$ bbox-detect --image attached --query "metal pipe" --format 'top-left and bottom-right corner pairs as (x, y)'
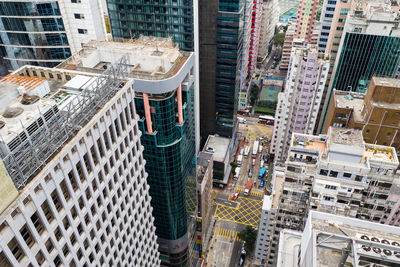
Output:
(143, 93), (153, 133)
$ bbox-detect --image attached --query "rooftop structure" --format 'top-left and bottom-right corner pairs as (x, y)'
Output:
(300, 211), (400, 267)
(203, 135), (232, 186)
(57, 37), (187, 80)
(0, 56), (127, 189)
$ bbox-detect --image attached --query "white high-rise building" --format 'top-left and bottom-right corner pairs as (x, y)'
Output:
(254, 195), (275, 263)
(0, 0), (107, 70)
(258, 0), (279, 60)
(270, 45), (329, 162)
(0, 58), (160, 266)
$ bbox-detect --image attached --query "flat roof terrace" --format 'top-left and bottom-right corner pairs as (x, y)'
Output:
(57, 37), (189, 81)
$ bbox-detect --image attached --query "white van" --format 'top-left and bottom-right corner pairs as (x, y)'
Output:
(238, 117), (247, 124)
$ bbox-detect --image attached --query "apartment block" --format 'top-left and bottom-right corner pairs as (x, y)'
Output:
(0, 60), (159, 266)
(257, 0), (279, 61)
(277, 211), (400, 267)
(268, 127), (400, 265)
(279, 26), (295, 70)
(317, 0), (338, 52)
(319, 0), (400, 132)
(271, 45), (329, 162)
(294, 0), (319, 42)
(57, 37), (198, 266)
(248, 0), (263, 75)
(323, 77), (400, 160)
(254, 195), (275, 264)
(0, 0), (107, 70)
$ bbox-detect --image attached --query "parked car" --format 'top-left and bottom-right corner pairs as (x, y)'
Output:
(260, 179), (265, 188)
(252, 158), (256, 166)
(232, 191), (240, 200)
(248, 168), (253, 178)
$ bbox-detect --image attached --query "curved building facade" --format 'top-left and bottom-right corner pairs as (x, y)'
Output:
(56, 38), (198, 266)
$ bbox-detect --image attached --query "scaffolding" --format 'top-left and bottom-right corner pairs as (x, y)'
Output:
(0, 55), (129, 189)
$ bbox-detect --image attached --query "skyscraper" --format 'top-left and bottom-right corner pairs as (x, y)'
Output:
(0, 0), (107, 70)
(106, 0), (194, 51)
(57, 37), (197, 266)
(317, 0), (337, 52)
(0, 57), (159, 266)
(271, 45), (329, 162)
(319, 0), (400, 133)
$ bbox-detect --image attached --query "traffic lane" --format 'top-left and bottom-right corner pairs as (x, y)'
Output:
(229, 241), (243, 267)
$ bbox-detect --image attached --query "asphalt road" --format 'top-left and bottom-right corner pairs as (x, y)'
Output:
(229, 241), (243, 267)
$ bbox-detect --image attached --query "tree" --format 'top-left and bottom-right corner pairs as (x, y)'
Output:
(238, 226), (258, 253)
(273, 32), (285, 47)
(249, 84), (259, 106)
(230, 161), (239, 174)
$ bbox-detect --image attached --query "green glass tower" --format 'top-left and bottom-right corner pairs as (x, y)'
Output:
(214, 0), (245, 137)
(106, 0), (194, 51)
(332, 33), (400, 93)
(133, 51), (197, 266)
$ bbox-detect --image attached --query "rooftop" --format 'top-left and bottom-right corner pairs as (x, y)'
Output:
(334, 90), (365, 122)
(276, 229), (302, 267)
(291, 128), (398, 166)
(262, 195), (272, 211)
(57, 37), (188, 81)
(372, 76), (400, 88)
(328, 127), (365, 148)
(302, 211), (400, 267)
(203, 135), (231, 162)
(0, 56), (128, 189)
(197, 152), (213, 183)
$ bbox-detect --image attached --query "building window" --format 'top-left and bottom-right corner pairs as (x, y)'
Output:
(325, 185), (337, 190)
(329, 171), (338, 177)
(319, 169), (329, 176)
(78, 29), (88, 34)
(343, 172), (352, 178)
(74, 13), (85, 19)
(8, 238), (25, 262)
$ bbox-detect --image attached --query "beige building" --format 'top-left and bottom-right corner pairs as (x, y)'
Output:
(323, 77), (400, 159)
(196, 152), (214, 255)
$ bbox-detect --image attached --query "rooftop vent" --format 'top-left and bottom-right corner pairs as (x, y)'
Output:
(21, 94), (40, 105)
(3, 107), (23, 118)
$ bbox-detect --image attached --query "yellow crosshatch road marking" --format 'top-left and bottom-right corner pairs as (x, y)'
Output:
(214, 197), (263, 227)
(246, 125), (272, 142)
(216, 227), (242, 241)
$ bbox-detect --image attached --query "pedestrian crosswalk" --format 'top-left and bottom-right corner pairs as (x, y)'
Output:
(216, 227), (242, 241)
(235, 188), (264, 198)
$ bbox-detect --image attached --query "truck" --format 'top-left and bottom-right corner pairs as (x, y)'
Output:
(252, 141), (259, 158)
(234, 167), (240, 181)
(244, 146), (250, 158)
(244, 181), (253, 196)
(237, 155), (243, 166)
(258, 167), (267, 179)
